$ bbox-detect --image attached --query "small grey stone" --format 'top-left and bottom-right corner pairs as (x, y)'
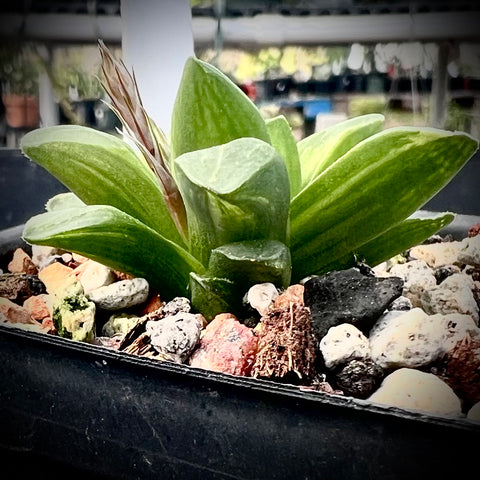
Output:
(388, 295), (412, 311)
(88, 277), (149, 310)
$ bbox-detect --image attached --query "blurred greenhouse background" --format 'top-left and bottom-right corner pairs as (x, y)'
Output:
(0, 0), (479, 146)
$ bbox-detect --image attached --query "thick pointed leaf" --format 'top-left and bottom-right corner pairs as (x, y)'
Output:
(319, 212), (455, 274)
(171, 56), (270, 159)
(21, 125), (185, 246)
(191, 240), (291, 321)
(208, 239), (291, 289)
(174, 138), (290, 266)
(46, 192), (86, 211)
(297, 113), (384, 189)
(266, 115), (302, 197)
(189, 273), (239, 321)
(290, 127), (478, 281)
(22, 205), (204, 298)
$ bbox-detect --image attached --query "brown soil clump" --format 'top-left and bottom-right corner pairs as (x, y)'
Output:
(251, 302), (316, 383)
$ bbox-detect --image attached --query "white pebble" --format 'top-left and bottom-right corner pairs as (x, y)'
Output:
(320, 323), (370, 369)
(245, 283), (278, 316)
(368, 368), (462, 417)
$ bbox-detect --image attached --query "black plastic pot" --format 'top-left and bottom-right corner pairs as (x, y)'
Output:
(1, 221), (479, 479)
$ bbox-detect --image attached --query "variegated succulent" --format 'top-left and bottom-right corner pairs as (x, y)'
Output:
(20, 42), (478, 319)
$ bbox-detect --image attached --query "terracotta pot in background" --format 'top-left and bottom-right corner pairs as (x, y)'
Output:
(2, 94), (40, 129)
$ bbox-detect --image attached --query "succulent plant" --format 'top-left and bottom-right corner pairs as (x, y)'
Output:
(21, 42), (478, 319)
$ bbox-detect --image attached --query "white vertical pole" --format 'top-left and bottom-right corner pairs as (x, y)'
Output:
(120, 0), (194, 135)
(429, 42), (449, 129)
(37, 45), (59, 127)
(38, 71), (59, 127)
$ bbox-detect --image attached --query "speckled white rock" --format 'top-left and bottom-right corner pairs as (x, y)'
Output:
(320, 323), (370, 369)
(368, 368), (462, 416)
(87, 278), (149, 310)
(245, 283), (278, 316)
(369, 308), (445, 369)
(78, 260), (115, 293)
(409, 241), (464, 269)
(146, 312), (204, 363)
(439, 312), (480, 352)
(467, 401), (480, 422)
(389, 260), (436, 307)
(458, 235), (480, 267)
(421, 273), (479, 323)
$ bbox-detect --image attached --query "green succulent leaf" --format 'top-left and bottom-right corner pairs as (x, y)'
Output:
(189, 273), (240, 321)
(174, 137), (290, 266)
(266, 115), (302, 197)
(322, 211), (455, 272)
(208, 239), (291, 289)
(20, 125), (185, 246)
(290, 127), (478, 281)
(22, 205), (204, 298)
(46, 192), (86, 212)
(171, 56), (270, 159)
(297, 113), (384, 189)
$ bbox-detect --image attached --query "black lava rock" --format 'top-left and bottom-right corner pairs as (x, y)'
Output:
(333, 358), (384, 399)
(303, 267), (403, 340)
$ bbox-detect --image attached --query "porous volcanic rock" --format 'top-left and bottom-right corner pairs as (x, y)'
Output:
(303, 268), (403, 341)
(333, 359), (384, 399)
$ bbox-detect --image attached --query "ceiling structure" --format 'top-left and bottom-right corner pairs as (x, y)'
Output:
(0, 1), (479, 46)
(0, 1), (479, 17)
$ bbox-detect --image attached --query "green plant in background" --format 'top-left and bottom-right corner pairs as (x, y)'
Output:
(0, 42), (41, 95)
(21, 43), (478, 321)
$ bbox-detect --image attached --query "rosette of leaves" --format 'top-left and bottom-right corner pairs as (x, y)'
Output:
(21, 43), (478, 320)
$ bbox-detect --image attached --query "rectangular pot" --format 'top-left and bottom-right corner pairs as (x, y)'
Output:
(1, 223), (479, 480)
